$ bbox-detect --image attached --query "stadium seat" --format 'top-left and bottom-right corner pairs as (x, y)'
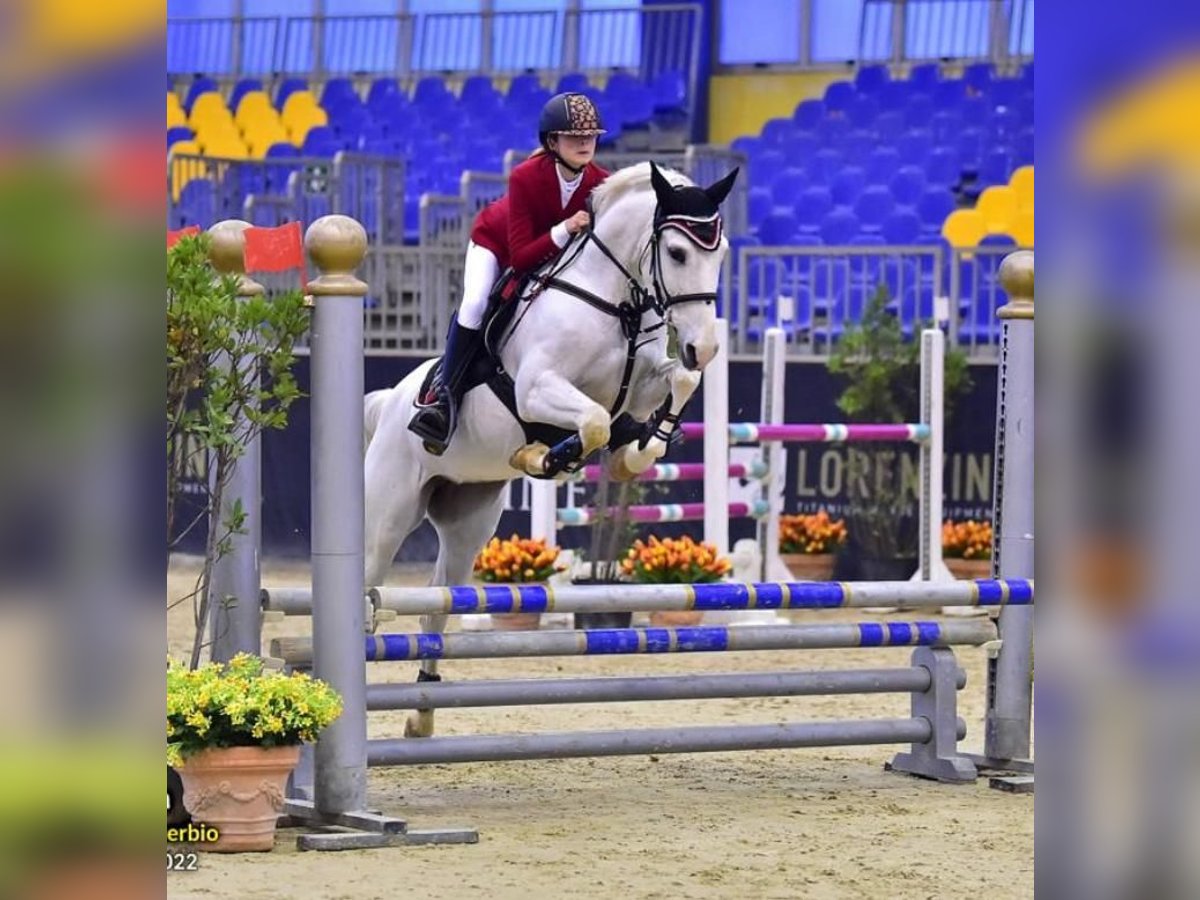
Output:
(748, 187), (773, 227)
(917, 187), (958, 233)
(964, 62), (995, 92)
(929, 109), (958, 142)
(167, 126), (194, 150)
(840, 130), (876, 166)
(786, 131), (820, 160)
(791, 98), (824, 130)
(904, 93), (934, 128)
(795, 186), (834, 233)
(866, 146), (902, 184)
(942, 208), (986, 247)
(189, 92), (233, 128)
(822, 81), (855, 113)
(898, 129), (934, 165)
(183, 76), (219, 113)
(874, 110), (906, 141)
(933, 80), (966, 107)
(1009, 166), (1034, 210)
(321, 78), (359, 108)
(817, 115), (850, 144)
(988, 78), (1023, 109)
(980, 147), (1012, 188)
(168, 93), (186, 128)
(761, 117), (797, 145)
(556, 72), (590, 94)
(229, 78), (263, 113)
(650, 70), (687, 113)
(908, 63), (940, 92)
(770, 168), (809, 209)
(275, 77), (308, 110)
(1013, 129), (1035, 167)
(731, 135), (761, 159)
(854, 65), (889, 94)
(831, 166), (867, 206)
(1021, 63), (1034, 87)
(960, 96), (989, 128)
(925, 146), (960, 186)
(820, 208), (859, 245)
(414, 76), (453, 106)
(1010, 209), (1034, 247)
(507, 72), (543, 99)
(882, 208), (921, 244)
(847, 95), (880, 128)
(368, 78), (400, 106)
(854, 185), (896, 232)
(234, 90), (274, 124)
(757, 211), (798, 245)
(976, 186), (1018, 233)
(957, 129), (985, 171)
(461, 75), (499, 106)
(168, 140), (201, 201)
(890, 165), (926, 206)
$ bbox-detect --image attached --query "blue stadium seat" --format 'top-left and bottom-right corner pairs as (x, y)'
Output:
(651, 70), (687, 113)
(957, 129), (985, 171)
(817, 115), (851, 143)
(980, 147), (1011, 187)
(925, 146), (961, 186)
(787, 131), (820, 159)
(1013, 129), (1035, 167)
(890, 165), (926, 206)
(990, 106), (1021, 142)
(810, 148), (843, 182)
(854, 185), (896, 232)
(874, 110), (906, 142)
(748, 187), (773, 227)
(731, 135), (761, 159)
(752, 149), (786, 182)
(184, 76), (219, 113)
(179, 179), (215, 226)
(229, 78), (263, 113)
(905, 93), (935, 128)
(847, 95), (880, 128)
(866, 146), (902, 184)
(917, 187), (957, 233)
(507, 73), (543, 99)
(839, 130), (876, 166)
(980, 233), (1017, 249)
(850, 233), (886, 247)
(964, 62), (995, 92)
(611, 85), (655, 128)
(933, 80), (966, 108)
(795, 186), (834, 233)
(792, 99), (824, 129)
(414, 76), (452, 106)
(831, 165), (867, 206)
(929, 109), (958, 143)
(877, 80), (909, 109)
(988, 78), (1023, 109)
(770, 168), (809, 209)
(556, 72), (590, 93)
(1021, 63), (1034, 87)
(896, 284), (937, 336)
(757, 211), (798, 245)
(909, 63), (940, 92)
(820, 208), (859, 245)
(302, 126), (341, 156)
(882, 208), (921, 244)
(822, 81), (855, 113)
(321, 78), (359, 108)
(605, 72), (641, 97)
(367, 78), (400, 108)
(854, 65), (890, 94)
(898, 129), (934, 165)
(167, 127), (194, 149)
(761, 117), (797, 145)
(275, 78), (308, 110)
(960, 96), (989, 128)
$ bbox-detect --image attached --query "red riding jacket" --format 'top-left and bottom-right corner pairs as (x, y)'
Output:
(470, 151), (609, 274)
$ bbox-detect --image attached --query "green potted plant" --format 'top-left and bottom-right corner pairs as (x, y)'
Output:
(778, 509), (849, 581)
(827, 285), (971, 579)
(621, 534), (732, 626)
(167, 653), (342, 851)
(472, 534), (567, 630)
(167, 231), (308, 667)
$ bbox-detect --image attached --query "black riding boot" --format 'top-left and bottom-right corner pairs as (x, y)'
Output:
(408, 320), (482, 454)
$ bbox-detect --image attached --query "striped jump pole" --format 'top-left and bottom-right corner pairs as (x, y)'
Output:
(681, 422), (931, 443)
(569, 460), (768, 483)
(270, 618), (997, 666)
(556, 499), (769, 527)
(264, 578), (1034, 617)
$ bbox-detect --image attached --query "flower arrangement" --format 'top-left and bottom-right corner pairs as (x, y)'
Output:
(942, 519), (993, 560)
(779, 510), (849, 555)
(620, 535), (732, 584)
(167, 653), (343, 767)
(473, 535), (565, 583)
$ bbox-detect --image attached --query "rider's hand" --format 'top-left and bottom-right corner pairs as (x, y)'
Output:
(564, 211), (591, 235)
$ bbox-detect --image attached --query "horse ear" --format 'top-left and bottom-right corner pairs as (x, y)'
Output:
(704, 167), (739, 207)
(649, 160), (673, 203)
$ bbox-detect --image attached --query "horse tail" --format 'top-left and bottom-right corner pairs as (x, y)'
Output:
(363, 389), (390, 452)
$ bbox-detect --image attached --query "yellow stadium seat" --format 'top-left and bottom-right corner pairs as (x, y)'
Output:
(168, 141), (203, 201)
(199, 135), (249, 159)
(1009, 165), (1034, 211)
(281, 90), (320, 121)
(941, 209), (986, 248)
(246, 128), (290, 158)
(286, 112), (329, 145)
(235, 92), (278, 128)
(167, 102), (186, 129)
(189, 92), (228, 120)
(976, 186), (1018, 233)
(1010, 210), (1034, 247)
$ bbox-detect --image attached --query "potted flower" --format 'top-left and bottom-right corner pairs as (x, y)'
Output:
(621, 535), (732, 626)
(473, 534), (566, 631)
(779, 510), (848, 581)
(942, 519), (994, 580)
(167, 653), (342, 852)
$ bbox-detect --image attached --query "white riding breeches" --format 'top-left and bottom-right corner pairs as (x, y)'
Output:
(456, 240), (500, 329)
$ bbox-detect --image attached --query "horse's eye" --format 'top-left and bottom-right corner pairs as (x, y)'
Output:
(668, 246), (686, 264)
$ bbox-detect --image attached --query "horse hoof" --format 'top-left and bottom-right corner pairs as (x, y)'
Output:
(580, 420), (611, 455)
(509, 443), (549, 476)
(606, 452), (638, 482)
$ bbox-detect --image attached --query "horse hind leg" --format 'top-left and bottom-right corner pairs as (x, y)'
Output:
(404, 478), (508, 739)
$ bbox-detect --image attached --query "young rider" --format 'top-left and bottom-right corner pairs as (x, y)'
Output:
(409, 92), (610, 454)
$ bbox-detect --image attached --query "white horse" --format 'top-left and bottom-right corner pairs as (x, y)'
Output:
(363, 161), (738, 737)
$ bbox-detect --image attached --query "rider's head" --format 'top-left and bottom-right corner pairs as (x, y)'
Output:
(538, 93), (605, 175)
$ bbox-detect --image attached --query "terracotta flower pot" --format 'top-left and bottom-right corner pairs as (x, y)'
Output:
(781, 553), (836, 581)
(178, 745), (300, 852)
(491, 612), (543, 631)
(945, 557), (993, 580)
(648, 610), (705, 627)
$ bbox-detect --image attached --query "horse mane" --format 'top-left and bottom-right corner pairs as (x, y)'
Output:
(590, 162), (692, 219)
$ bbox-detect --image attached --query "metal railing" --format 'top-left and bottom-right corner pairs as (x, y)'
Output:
(859, 0), (1034, 67)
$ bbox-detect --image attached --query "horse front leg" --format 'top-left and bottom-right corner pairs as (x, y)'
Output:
(509, 369), (612, 477)
(609, 362), (700, 480)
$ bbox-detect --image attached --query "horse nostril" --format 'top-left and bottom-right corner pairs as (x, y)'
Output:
(682, 343), (699, 369)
